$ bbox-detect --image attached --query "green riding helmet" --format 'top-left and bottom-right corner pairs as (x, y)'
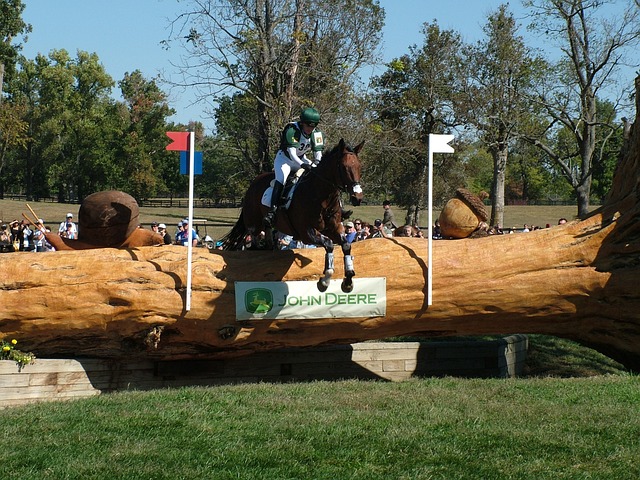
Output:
(300, 107), (321, 125)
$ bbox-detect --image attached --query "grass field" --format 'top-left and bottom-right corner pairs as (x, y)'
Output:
(1, 198), (593, 241)
(0, 372), (637, 479)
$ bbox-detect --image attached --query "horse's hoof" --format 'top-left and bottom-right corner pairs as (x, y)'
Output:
(341, 280), (354, 293)
(317, 279), (329, 292)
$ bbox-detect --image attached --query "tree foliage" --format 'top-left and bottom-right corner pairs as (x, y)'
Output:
(165, 0), (383, 174)
(458, 4), (546, 227)
(370, 22), (466, 225)
(523, 0), (640, 216)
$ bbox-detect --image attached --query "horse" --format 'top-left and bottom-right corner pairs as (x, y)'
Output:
(220, 139), (364, 292)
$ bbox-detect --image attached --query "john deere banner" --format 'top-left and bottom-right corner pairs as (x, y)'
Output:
(235, 278), (386, 320)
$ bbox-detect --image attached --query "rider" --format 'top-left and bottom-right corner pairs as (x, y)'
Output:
(263, 107), (325, 227)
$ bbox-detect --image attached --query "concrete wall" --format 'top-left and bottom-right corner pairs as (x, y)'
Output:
(0, 335), (528, 408)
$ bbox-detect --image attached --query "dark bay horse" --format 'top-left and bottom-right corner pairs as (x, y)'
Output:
(221, 139), (364, 292)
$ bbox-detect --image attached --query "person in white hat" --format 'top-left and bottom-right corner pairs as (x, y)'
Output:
(157, 223), (172, 245)
(58, 213), (77, 237)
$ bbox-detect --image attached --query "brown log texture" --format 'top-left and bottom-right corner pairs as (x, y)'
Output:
(2, 78), (640, 369)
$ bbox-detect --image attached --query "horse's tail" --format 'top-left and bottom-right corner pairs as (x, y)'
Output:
(219, 211), (247, 250)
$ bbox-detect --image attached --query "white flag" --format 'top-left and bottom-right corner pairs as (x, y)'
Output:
(429, 134), (455, 153)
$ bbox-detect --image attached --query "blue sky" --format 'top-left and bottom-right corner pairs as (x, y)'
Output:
(18, 1), (631, 131)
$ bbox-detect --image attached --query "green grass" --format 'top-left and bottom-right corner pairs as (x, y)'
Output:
(0, 374), (638, 479)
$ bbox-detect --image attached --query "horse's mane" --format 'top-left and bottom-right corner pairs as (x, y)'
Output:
(314, 140), (354, 174)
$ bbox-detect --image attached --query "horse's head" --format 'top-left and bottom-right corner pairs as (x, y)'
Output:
(334, 139), (364, 206)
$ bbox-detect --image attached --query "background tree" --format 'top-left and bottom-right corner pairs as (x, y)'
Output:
(524, 0), (640, 216)
(166, 0), (383, 175)
(118, 70), (176, 201)
(18, 50), (117, 201)
(0, 0), (30, 198)
(370, 22), (465, 225)
(0, 0), (30, 102)
(458, 4), (546, 228)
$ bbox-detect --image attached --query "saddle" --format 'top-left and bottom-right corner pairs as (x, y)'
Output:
(261, 169), (306, 210)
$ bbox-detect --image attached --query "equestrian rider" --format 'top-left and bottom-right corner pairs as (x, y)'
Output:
(264, 107), (325, 227)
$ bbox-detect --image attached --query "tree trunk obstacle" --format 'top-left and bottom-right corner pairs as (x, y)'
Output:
(3, 77), (640, 370)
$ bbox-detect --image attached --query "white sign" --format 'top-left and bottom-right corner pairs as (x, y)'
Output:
(235, 278), (387, 320)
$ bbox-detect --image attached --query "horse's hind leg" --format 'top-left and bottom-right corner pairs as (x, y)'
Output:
(341, 242), (355, 293)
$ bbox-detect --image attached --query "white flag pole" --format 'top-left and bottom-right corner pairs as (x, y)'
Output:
(186, 131), (195, 311)
(427, 134), (455, 306)
(428, 136), (434, 306)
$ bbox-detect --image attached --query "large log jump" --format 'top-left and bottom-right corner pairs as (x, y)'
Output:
(2, 77), (640, 370)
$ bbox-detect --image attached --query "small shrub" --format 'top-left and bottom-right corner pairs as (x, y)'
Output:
(0, 338), (36, 370)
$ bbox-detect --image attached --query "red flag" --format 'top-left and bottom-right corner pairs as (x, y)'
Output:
(166, 131), (189, 151)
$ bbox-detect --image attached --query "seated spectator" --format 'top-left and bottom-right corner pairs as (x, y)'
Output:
(277, 232), (297, 250)
(558, 217), (568, 225)
(158, 224), (172, 245)
(370, 219), (390, 238)
(399, 225), (414, 237)
(432, 220), (443, 239)
(355, 222), (371, 241)
(178, 218), (199, 247)
(343, 221), (357, 243)
(175, 221), (184, 244)
(61, 221), (76, 239)
(353, 218), (363, 235)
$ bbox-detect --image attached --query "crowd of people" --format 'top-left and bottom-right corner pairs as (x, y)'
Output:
(0, 202), (570, 253)
(0, 213), (209, 253)
(0, 214), (74, 252)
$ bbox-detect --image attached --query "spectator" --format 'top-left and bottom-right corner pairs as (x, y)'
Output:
(382, 200), (397, 230)
(343, 221), (357, 243)
(158, 224), (172, 245)
(33, 219), (47, 252)
(21, 220), (34, 251)
(400, 225), (414, 237)
(353, 218), (363, 236)
(0, 223), (13, 252)
(59, 213), (77, 237)
(370, 219), (390, 238)
(433, 220), (443, 239)
(277, 232), (297, 250)
(44, 227), (55, 251)
(178, 218), (199, 247)
(355, 222), (371, 241)
(558, 218), (568, 225)
(175, 221), (184, 244)
(9, 220), (21, 249)
(61, 221), (77, 239)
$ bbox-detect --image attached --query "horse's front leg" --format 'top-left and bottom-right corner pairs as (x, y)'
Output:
(341, 241), (355, 293)
(308, 228), (335, 292)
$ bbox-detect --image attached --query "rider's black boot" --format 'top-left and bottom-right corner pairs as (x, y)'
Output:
(264, 181), (284, 228)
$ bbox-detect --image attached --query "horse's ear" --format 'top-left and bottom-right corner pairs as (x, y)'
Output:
(338, 138), (346, 150)
(354, 140), (365, 155)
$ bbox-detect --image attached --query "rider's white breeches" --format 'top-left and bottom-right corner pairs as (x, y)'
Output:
(274, 150), (302, 185)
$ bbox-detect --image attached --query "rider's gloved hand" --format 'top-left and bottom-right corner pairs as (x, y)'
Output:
(301, 163), (312, 171)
